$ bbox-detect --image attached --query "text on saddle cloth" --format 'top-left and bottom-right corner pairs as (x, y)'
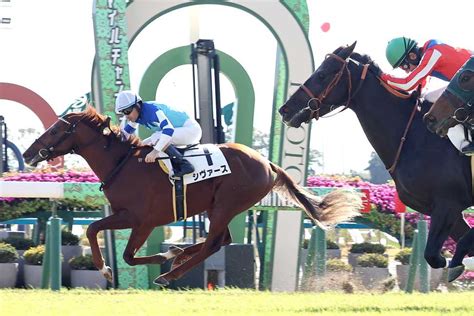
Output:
(158, 144), (232, 185)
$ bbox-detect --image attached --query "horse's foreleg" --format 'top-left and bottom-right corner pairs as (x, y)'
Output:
(424, 208), (455, 269)
(449, 214), (474, 257)
(86, 211), (132, 281)
(155, 227), (231, 286)
(122, 227), (183, 265)
(448, 228), (474, 282)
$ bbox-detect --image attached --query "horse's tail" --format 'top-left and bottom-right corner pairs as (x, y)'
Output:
(270, 162), (362, 229)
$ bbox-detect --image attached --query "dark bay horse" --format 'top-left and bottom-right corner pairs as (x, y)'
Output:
(278, 42), (474, 282)
(423, 56), (474, 276)
(23, 107), (362, 286)
(424, 56), (474, 137)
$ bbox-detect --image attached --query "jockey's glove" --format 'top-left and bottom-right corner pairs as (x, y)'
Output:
(121, 130), (131, 142)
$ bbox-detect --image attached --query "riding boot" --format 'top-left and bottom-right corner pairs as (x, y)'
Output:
(164, 145), (195, 177)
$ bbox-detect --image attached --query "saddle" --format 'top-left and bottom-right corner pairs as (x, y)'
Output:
(158, 144), (232, 222)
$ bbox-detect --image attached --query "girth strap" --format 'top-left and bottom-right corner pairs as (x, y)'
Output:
(173, 178), (187, 221)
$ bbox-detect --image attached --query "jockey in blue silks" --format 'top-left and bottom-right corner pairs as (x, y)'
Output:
(115, 90), (202, 177)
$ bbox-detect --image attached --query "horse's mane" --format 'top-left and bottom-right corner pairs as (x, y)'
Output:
(73, 105), (142, 147)
(350, 51), (415, 99)
(333, 45), (383, 75)
(350, 52), (383, 74)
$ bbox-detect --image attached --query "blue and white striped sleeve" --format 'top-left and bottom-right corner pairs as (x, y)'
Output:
(120, 118), (138, 140)
(153, 109), (175, 151)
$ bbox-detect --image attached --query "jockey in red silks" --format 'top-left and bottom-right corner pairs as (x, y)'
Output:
(382, 37), (474, 154)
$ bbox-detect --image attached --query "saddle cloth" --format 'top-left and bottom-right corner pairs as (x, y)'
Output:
(158, 144), (232, 185)
(447, 124), (471, 153)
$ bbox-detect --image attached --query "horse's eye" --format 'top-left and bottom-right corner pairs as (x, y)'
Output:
(461, 75), (470, 83)
(317, 72), (325, 80)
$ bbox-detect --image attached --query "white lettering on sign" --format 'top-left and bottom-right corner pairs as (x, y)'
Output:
(281, 124), (309, 185)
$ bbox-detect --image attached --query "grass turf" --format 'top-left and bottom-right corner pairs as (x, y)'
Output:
(1, 289), (474, 315)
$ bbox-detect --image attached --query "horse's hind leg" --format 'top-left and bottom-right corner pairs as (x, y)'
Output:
(448, 228), (474, 282)
(122, 226), (183, 266)
(170, 243), (204, 270)
(170, 228), (232, 270)
(155, 221), (232, 286)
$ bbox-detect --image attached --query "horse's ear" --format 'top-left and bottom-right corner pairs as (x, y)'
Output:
(338, 41), (357, 60)
(333, 46), (343, 55)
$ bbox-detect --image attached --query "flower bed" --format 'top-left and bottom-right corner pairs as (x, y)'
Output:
(307, 175), (474, 259)
(0, 169), (101, 221)
(307, 175), (418, 242)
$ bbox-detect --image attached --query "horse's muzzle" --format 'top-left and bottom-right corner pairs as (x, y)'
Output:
(23, 152), (42, 167)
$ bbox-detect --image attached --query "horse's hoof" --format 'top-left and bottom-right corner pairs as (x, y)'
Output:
(448, 265), (465, 282)
(103, 266), (113, 282)
(169, 245), (184, 255)
(153, 276), (170, 287)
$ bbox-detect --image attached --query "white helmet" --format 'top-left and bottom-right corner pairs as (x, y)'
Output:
(115, 90), (142, 114)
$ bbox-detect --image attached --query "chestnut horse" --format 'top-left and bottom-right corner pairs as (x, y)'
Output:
(278, 42), (474, 282)
(23, 107), (361, 286)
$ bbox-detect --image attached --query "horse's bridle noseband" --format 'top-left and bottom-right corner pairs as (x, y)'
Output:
(36, 117), (83, 160)
(299, 53), (368, 121)
(432, 90), (474, 131)
(35, 116), (113, 161)
(445, 89), (474, 124)
(296, 53), (417, 174)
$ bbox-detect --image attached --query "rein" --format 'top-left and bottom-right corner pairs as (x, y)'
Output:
(36, 117), (84, 159)
(387, 100), (420, 174)
(300, 54), (369, 121)
(99, 146), (136, 191)
(36, 116), (115, 159)
(36, 115), (136, 190)
(379, 79), (412, 99)
(298, 52), (421, 175)
(98, 150), (212, 191)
